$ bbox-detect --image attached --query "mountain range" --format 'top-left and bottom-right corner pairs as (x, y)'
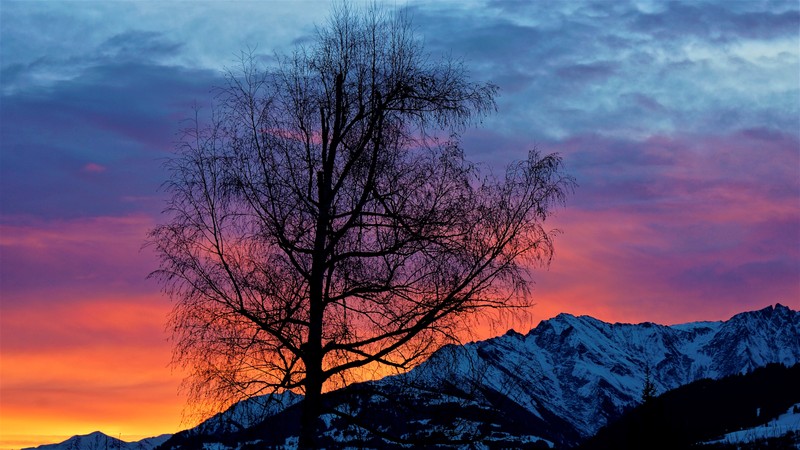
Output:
(25, 303), (799, 449)
(21, 432), (171, 450)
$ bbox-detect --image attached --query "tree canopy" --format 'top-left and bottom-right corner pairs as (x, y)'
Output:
(148, 4), (574, 447)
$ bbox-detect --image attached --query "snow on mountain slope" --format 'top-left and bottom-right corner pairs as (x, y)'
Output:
(188, 391), (302, 436)
(165, 303), (797, 448)
(36, 304), (799, 449)
(402, 303), (799, 439)
(706, 403), (800, 445)
(22, 431), (172, 450)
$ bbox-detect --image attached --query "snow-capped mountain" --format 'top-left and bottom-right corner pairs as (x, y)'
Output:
(408, 304), (800, 437)
(402, 303), (799, 442)
(157, 303), (799, 449)
(35, 304), (800, 449)
(23, 431), (171, 450)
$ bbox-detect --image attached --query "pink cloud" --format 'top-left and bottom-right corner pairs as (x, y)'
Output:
(0, 215), (159, 301)
(527, 129), (800, 325)
(81, 162), (107, 174)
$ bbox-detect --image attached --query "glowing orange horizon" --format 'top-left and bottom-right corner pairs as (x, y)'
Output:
(5, 283), (793, 450)
(4, 217), (786, 437)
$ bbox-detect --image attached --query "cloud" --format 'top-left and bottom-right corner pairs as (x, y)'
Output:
(0, 1), (330, 92)
(556, 61), (617, 83)
(1, 30), (187, 97)
(1, 296), (184, 439)
(405, 0), (799, 142)
(98, 30), (184, 62)
(0, 57), (221, 219)
(630, 1), (800, 43)
(526, 128), (800, 323)
(457, 125), (800, 324)
(0, 216), (186, 440)
(4, 2), (796, 217)
(0, 215), (158, 298)
(81, 163), (107, 174)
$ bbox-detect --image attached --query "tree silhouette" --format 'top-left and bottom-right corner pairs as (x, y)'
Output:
(642, 365), (657, 404)
(148, 4), (574, 447)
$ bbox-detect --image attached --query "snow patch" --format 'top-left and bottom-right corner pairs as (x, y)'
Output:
(705, 403), (800, 445)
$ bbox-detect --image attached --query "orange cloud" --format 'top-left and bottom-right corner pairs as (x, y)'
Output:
(0, 216), (191, 449)
(0, 292), (188, 450)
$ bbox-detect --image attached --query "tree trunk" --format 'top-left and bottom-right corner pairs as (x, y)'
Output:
(298, 352), (323, 449)
(299, 156), (333, 448)
(298, 280), (324, 448)
(299, 261), (325, 449)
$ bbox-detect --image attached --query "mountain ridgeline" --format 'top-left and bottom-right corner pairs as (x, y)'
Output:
(25, 304), (799, 449)
(152, 303), (799, 449)
(411, 302), (799, 441)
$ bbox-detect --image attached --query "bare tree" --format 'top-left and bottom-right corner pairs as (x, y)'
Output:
(149, 4), (574, 448)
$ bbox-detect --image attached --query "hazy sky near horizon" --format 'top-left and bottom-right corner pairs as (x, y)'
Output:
(1, 0), (799, 447)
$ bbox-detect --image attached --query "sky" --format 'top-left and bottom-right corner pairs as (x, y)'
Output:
(1, 0), (798, 448)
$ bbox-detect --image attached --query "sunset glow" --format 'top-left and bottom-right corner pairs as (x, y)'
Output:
(1, 1), (798, 449)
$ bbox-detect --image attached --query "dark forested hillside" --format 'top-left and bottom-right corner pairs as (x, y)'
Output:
(577, 363), (800, 450)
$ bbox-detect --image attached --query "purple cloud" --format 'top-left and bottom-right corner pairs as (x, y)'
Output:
(631, 1), (800, 42)
(1, 57), (221, 219)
